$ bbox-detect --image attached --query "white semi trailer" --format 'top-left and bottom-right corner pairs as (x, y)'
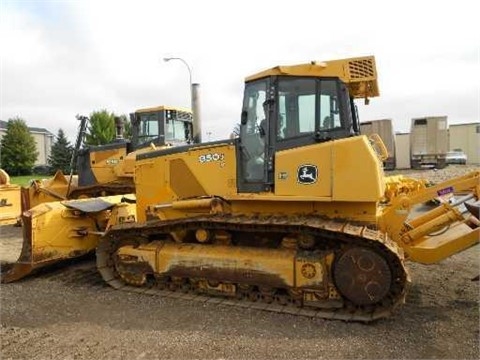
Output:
(410, 116), (448, 169)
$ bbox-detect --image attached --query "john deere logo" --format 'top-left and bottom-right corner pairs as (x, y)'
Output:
(297, 165), (318, 184)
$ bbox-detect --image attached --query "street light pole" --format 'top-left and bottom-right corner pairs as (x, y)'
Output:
(163, 57), (201, 143)
(163, 57), (192, 97)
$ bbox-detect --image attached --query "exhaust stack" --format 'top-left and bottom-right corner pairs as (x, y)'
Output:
(192, 83), (202, 143)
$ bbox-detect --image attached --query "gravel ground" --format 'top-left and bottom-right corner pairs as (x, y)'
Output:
(388, 164), (478, 183)
(1, 165), (479, 360)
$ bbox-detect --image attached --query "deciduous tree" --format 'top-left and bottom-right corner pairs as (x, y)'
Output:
(85, 110), (116, 146)
(85, 110), (131, 146)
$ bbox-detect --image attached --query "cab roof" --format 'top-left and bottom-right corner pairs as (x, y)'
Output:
(245, 55), (380, 99)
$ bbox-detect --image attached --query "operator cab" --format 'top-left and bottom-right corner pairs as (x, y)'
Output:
(131, 106), (194, 150)
(237, 76), (360, 193)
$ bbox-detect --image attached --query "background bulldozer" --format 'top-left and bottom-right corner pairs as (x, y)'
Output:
(3, 105), (195, 224)
(2, 56), (479, 323)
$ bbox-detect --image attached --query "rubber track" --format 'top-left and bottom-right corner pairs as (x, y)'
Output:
(97, 214), (409, 322)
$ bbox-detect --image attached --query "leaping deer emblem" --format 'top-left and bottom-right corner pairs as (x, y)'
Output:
(300, 167), (315, 181)
(297, 165), (318, 184)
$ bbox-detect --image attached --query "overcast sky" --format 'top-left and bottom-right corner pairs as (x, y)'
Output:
(1, 0), (478, 142)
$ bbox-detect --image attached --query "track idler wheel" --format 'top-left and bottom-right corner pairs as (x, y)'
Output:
(114, 256), (151, 287)
(333, 247), (392, 306)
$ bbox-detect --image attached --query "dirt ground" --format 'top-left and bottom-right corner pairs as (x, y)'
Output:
(1, 165), (479, 360)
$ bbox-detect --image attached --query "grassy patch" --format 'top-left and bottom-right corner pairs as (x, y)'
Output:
(9, 174), (46, 186)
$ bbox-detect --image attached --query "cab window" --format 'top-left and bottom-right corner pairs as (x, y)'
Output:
(240, 80), (268, 182)
(277, 78), (316, 140)
(138, 113), (159, 144)
(319, 80), (340, 130)
(165, 120), (187, 142)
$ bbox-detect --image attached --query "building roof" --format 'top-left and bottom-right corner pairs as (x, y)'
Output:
(449, 121), (479, 127)
(0, 119), (54, 136)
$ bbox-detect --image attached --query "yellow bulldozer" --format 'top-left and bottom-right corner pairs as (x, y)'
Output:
(2, 55), (479, 322)
(3, 106), (194, 224)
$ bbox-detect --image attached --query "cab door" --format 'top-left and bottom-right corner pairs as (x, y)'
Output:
(237, 79), (272, 193)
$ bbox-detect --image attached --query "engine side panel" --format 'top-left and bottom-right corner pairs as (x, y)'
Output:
(274, 142), (332, 197)
(135, 142), (237, 222)
(78, 144), (129, 187)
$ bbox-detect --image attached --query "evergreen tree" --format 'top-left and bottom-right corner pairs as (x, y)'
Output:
(48, 129), (74, 174)
(0, 117), (38, 175)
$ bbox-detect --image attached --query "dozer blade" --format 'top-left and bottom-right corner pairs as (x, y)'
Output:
(404, 223), (479, 264)
(1, 195), (129, 283)
(21, 170), (73, 212)
(402, 196), (480, 264)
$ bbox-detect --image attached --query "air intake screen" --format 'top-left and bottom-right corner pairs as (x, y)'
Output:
(348, 58), (375, 80)
(176, 111), (193, 122)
